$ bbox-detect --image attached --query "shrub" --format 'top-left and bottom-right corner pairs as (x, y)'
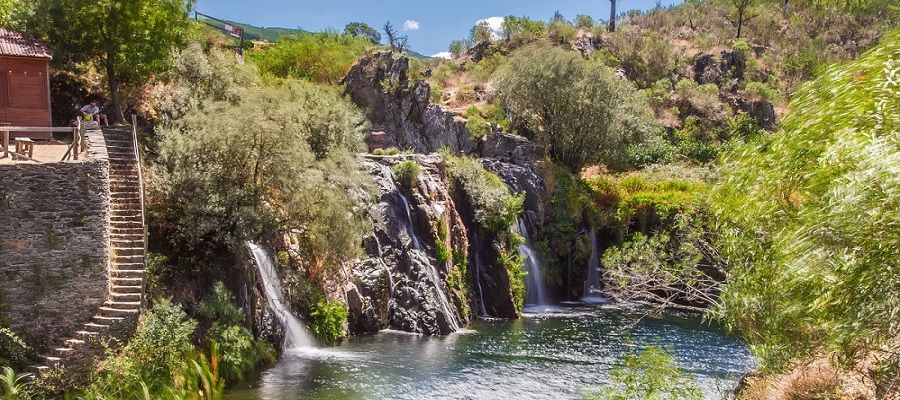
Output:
(674, 79), (723, 119)
(86, 299), (197, 396)
(392, 160), (421, 188)
(0, 328), (31, 371)
(248, 32), (372, 84)
(501, 16), (545, 42)
(575, 14), (594, 29)
(198, 282), (244, 326)
(151, 81), (369, 272)
(465, 106), (492, 138)
(547, 20), (577, 45)
(0, 367), (31, 399)
(711, 31), (900, 369)
(443, 154), (524, 235)
(308, 299), (348, 344)
(585, 346), (703, 400)
(743, 81), (777, 102)
(495, 42), (663, 169)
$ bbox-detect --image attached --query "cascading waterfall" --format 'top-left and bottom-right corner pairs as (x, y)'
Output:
(581, 228), (607, 303)
(472, 233), (488, 317)
(397, 193), (422, 250)
(517, 219), (549, 306)
(248, 242), (316, 349)
(395, 181), (460, 331)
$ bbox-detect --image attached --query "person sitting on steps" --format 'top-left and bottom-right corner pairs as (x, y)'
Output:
(80, 100), (108, 125)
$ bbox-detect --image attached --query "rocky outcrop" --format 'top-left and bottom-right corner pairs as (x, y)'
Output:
(573, 32), (602, 56)
(343, 52), (477, 154)
(693, 49), (746, 87)
(725, 94), (777, 131)
(346, 155), (473, 335)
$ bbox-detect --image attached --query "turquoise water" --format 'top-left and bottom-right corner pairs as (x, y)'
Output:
(226, 304), (754, 400)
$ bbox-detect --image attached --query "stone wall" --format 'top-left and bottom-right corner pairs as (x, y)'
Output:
(0, 144), (109, 351)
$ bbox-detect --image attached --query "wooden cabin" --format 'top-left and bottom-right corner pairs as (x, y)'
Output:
(0, 29), (52, 139)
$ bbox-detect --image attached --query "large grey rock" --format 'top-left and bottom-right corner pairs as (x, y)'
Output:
(573, 32), (602, 56)
(693, 49), (746, 87)
(343, 52), (477, 155)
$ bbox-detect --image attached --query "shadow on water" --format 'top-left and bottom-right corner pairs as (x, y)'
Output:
(226, 304), (754, 400)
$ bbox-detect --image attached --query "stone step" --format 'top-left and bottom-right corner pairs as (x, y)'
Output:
(75, 330), (100, 340)
(84, 322), (110, 330)
(110, 222), (144, 230)
(51, 347), (76, 357)
(111, 269), (145, 278)
(110, 203), (143, 211)
(111, 247), (144, 256)
(110, 240), (144, 248)
(37, 354), (63, 366)
(112, 255), (144, 264)
(105, 300), (142, 308)
(99, 306), (139, 317)
(93, 315), (125, 323)
(110, 292), (141, 301)
(64, 338), (86, 347)
(110, 276), (143, 285)
(112, 285), (142, 294)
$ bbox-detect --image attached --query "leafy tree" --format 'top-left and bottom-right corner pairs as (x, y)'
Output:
(712, 30), (899, 369)
(33, 0), (195, 123)
(575, 14), (595, 29)
(344, 21), (381, 44)
(151, 81), (369, 270)
(728, 0), (758, 38)
(585, 346), (703, 400)
(501, 16), (545, 41)
(495, 42), (663, 169)
(449, 40), (469, 58)
(470, 20), (493, 43)
(248, 32), (371, 84)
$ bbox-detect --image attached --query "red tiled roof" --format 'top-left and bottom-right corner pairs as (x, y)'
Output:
(0, 29), (52, 59)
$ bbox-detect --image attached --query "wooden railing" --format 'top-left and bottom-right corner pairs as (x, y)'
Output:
(1, 124), (83, 162)
(131, 115), (149, 309)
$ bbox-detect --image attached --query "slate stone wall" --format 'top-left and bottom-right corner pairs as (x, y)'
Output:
(0, 151), (109, 351)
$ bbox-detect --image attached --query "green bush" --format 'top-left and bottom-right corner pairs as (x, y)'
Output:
(0, 367), (31, 399)
(501, 16), (545, 43)
(465, 106), (492, 138)
(308, 299), (348, 344)
(248, 32), (372, 84)
(392, 160), (421, 189)
(711, 31), (900, 369)
(547, 20), (577, 45)
(499, 246), (526, 312)
(198, 282), (244, 326)
(575, 15), (594, 29)
(151, 80), (370, 271)
(0, 328), (32, 370)
(495, 42), (663, 169)
(674, 79), (722, 119)
(443, 153), (524, 235)
(373, 147), (400, 156)
(743, 81), (777, 102)
(86, 299), (197, 396)
(585, 346), (702, 400)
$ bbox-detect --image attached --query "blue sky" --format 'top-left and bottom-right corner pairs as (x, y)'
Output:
(197, 0), (682, 56)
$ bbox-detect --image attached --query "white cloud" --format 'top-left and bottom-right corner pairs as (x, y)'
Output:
(476, 16), (504, 39)
(431, 51), (452, 59)
(403, 20), (420, 31)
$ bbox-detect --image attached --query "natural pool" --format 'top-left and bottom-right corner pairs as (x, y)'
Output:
(225, 304), (754, 400)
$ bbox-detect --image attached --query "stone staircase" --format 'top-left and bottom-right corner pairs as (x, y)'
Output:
(29, 125), (146, 374)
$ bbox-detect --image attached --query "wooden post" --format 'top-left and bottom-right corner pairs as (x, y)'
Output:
(1, 130), (8, 159)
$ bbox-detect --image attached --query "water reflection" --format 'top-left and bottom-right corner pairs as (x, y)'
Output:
(226, 304), (754, 400)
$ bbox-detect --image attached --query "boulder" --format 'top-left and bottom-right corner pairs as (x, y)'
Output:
(573, 32), (602, 56)
(343, 52), (477, 155)
(693, 49), (746, 86)
(725, 93), (777, 131)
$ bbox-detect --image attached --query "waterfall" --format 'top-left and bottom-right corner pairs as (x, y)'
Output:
(581, 228), (607, 303)
(472, 234), (488, 317)
(248, 242), (316, 349)
(397, 185), (459, 331)
(398, 192), (421, 250)
(517, 219), (549, 306)
(373, 234), (394, 299)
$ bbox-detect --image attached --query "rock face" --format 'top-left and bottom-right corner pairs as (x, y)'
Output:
(693, 49), (746, 86)
(343, 52), (477, 154)
(346, 155), (473, 335)
(573, 32), (602, 56)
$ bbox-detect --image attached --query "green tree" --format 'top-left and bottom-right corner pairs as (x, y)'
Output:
(449, 40), (469, 58)
(470, 20), (493, 43)
(34, 0), (195, 123)
(712, 30), (899, 369)
(495, 42), (663, 169)
(501, 16), (545, 41)
(248, 32), (371, 84)
(585, 346), (702, 400)
(344, 21), (381, 44)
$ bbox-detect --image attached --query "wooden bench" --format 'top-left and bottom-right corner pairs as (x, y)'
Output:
(14, 138), (34, 160)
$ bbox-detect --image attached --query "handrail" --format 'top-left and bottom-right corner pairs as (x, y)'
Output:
(131, 114), (148, 310)
(62, 119), (84, 161)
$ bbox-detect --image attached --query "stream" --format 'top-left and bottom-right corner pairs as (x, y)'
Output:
(225, 304), (754, 400)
